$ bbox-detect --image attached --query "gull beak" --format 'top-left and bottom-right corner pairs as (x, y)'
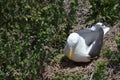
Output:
(68, 48), (73, 59)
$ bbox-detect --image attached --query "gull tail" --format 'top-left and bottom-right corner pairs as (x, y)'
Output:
(101, 25), (110, 35)
(91, 22), (110, 35)
(96, 22), (110, 35)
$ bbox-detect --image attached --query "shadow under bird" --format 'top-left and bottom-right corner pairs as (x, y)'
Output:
(64, 22), (110, 62)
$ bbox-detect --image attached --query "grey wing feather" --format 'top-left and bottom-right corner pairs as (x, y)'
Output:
(88, 28), (104, 58)
(76, 28), (104, 58)
(76, 29), (98, 46)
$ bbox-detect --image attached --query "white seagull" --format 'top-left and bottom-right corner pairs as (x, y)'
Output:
(64, 22), (110, 62)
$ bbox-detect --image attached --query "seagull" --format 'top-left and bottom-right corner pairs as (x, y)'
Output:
(64, 22), (110, 62)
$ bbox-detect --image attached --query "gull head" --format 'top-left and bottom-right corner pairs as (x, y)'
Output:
(67, 33), (79, 47)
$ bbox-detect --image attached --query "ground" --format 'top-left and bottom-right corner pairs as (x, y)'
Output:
(42, 0), (120, 80)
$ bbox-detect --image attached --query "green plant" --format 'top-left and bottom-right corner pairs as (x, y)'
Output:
(103, 35), (120, 80)
(53, 54), (65, 63)
(93, 61), (108, 80)
(105, 49), (120, 62)
(88, 0), (120, 25)
(0, 0), (78, 79)
(105, 35), (120, 63)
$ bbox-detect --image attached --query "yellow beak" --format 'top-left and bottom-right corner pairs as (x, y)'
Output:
(68, 50), (73, 59)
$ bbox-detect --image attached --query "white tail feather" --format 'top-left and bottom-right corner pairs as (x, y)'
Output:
(101, 25), (110, 35)
(91, 22), (110, 35)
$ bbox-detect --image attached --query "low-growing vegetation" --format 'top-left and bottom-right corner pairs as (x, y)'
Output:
(0, 0), (77, 79)
(93, 61), (108, 80)
(0, 0), (120, 80)
(87, 0), (120, 25)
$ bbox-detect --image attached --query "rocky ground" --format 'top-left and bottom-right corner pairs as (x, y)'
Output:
(42, 0), (120, 80)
